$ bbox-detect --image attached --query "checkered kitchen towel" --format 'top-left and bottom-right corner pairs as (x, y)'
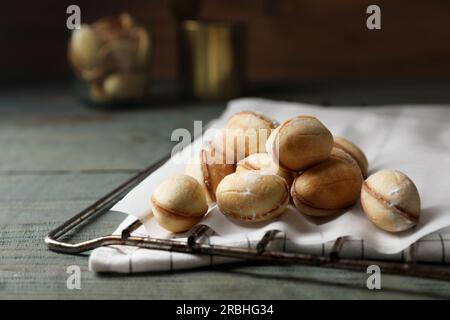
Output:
(90, 215), (450, 273)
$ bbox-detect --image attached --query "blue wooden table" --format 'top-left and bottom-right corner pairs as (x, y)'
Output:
(1, 83), (450, 299)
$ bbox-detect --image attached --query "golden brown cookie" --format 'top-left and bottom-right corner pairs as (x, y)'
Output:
(212, 111), (278, 163)
(361, 170), (420, 232)
(216, 171), (289, 222)
(290, 148), (363, 217)
(334, 136), (369, 178)
(185, 146), (236, 203)
(266, 115), (333, 171)
(151, 175), (208, 233)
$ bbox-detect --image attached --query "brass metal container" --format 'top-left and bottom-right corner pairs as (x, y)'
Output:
(179, 20), (244, 100)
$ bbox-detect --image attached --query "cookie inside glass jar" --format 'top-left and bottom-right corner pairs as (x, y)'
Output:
(68, 13), (151, 106)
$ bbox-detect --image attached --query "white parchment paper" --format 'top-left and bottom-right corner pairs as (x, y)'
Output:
(111, 98), (450, 254)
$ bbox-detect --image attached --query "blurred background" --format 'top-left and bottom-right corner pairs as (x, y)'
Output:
(4, 0), (450, 83)
(1, 0), (450, 103)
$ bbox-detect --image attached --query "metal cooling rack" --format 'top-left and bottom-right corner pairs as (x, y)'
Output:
(45, 153), (450, 281)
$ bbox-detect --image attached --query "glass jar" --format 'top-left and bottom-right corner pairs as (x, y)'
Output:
(68, 13), (151, 107)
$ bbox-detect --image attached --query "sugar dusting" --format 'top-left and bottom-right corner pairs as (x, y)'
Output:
(242, 171), (262, 185)
(239, 188), (253, 197)
(387, 211), (397, 221)
(388, 186), (402, 196)
(388, 178), (411, 196)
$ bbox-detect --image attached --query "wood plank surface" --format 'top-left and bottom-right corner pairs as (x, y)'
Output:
(1, 85), (450, 299)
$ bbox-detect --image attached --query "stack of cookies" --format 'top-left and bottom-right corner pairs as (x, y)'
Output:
(152, 111), (421, 234)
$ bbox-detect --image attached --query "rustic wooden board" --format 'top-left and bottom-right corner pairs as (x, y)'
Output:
(1, 86), (450, 299)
